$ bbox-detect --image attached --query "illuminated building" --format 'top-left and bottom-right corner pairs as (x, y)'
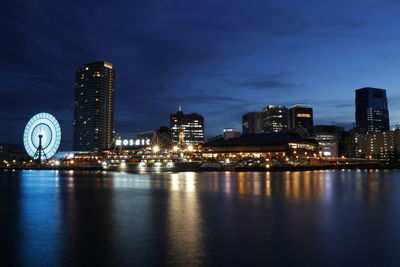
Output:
(115, 135), (151, 148)
(345, 128), (363, 158)
(73, 61), (115, 152)
(361, 131), (394, 159)
(242, 112), (263, 134)
(202, 133), (319, 166)
(170, 106), (204, 145)
(355, 87), (389, 133)
(262, 105), (288, 133)
(311, 125), (344, 157)
(288, 104), (313, 129)
(113, 127), (172, 153)
(346, 129), (400, 159)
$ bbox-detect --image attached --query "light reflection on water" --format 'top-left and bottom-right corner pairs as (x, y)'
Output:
(1, 169), (400, 266)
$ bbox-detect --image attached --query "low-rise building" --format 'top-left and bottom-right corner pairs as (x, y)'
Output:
(202, 133), (319, 167)
(223, 128), (241, 139)
(310, 125), (345, 158)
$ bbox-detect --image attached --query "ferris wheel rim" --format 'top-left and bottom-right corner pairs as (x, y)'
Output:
(23, 112), (61, 159)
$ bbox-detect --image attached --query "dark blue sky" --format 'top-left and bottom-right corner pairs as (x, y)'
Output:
(2, 0), (400, 149)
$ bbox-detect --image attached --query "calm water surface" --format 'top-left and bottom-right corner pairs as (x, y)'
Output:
(1, 169), (400, 266)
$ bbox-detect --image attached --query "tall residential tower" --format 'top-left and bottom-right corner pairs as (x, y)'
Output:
(73, 61), (115, 152)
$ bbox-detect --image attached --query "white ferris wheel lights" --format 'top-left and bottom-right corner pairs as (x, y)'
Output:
(23, 113), (61, 160)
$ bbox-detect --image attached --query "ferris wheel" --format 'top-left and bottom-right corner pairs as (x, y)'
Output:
(23, 113), (61, 161)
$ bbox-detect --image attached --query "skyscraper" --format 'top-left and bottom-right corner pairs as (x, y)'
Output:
(262, 105), (288, 133)
(170, 106), (204, 145)
(73, 61), (115, 152)
(288, 104), (313, 129)
(355, 87), (389, 133)
(242, 112), (263, 134)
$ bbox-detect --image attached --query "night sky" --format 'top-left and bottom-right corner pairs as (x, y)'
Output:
(2, 0), (400, 149)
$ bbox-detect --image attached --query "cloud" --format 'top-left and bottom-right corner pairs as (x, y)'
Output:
(162, 94), (243, 105)
(235, 79), (301, 90)
(223, 72), (303, 91)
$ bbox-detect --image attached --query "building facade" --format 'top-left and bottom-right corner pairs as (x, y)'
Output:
(311, 125), (344, 158)
(355, 87), (389, 133)
(288, 105), (313, 129)
(346, 129), (400, 159)
(262, 105), (288, 133)
(202, 133), (320, 167)
(73, 61), (115, 152)
(170, 107), (204, 145)
(223, 128), (241, 139)
(242, 112), (263, 134)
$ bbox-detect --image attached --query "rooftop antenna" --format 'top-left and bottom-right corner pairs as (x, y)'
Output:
(178, 103), (182, 112)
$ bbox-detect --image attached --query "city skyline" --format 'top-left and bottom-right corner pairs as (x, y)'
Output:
(3, 1), (400, 149)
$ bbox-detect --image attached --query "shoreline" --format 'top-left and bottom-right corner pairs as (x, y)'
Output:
(0, 163), (398, 173)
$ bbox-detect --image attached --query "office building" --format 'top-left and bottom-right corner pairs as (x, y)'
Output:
(170, 107), (204, 145)
(73, 61), (115, 152)
(288, 104), (313, 129)
(242, 112), (263, 134)
(355, 87), (389, 133)
(262, 105), (288, 133)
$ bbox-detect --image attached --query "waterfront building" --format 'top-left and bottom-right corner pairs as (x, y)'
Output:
(202, 132), (319, 166)
(314, 133), (338, 157)
(73, 61), (115, 152)
(170, 107), (204, 145)
(114, 127), (173, 152)
(262, 105), (288, 133)
(288, 104), (313, 129)
(355, 87), (389, 133)
(311, 125), (344, 157)
(242, 112), (263, 134)
(346, 129), (400, 159)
